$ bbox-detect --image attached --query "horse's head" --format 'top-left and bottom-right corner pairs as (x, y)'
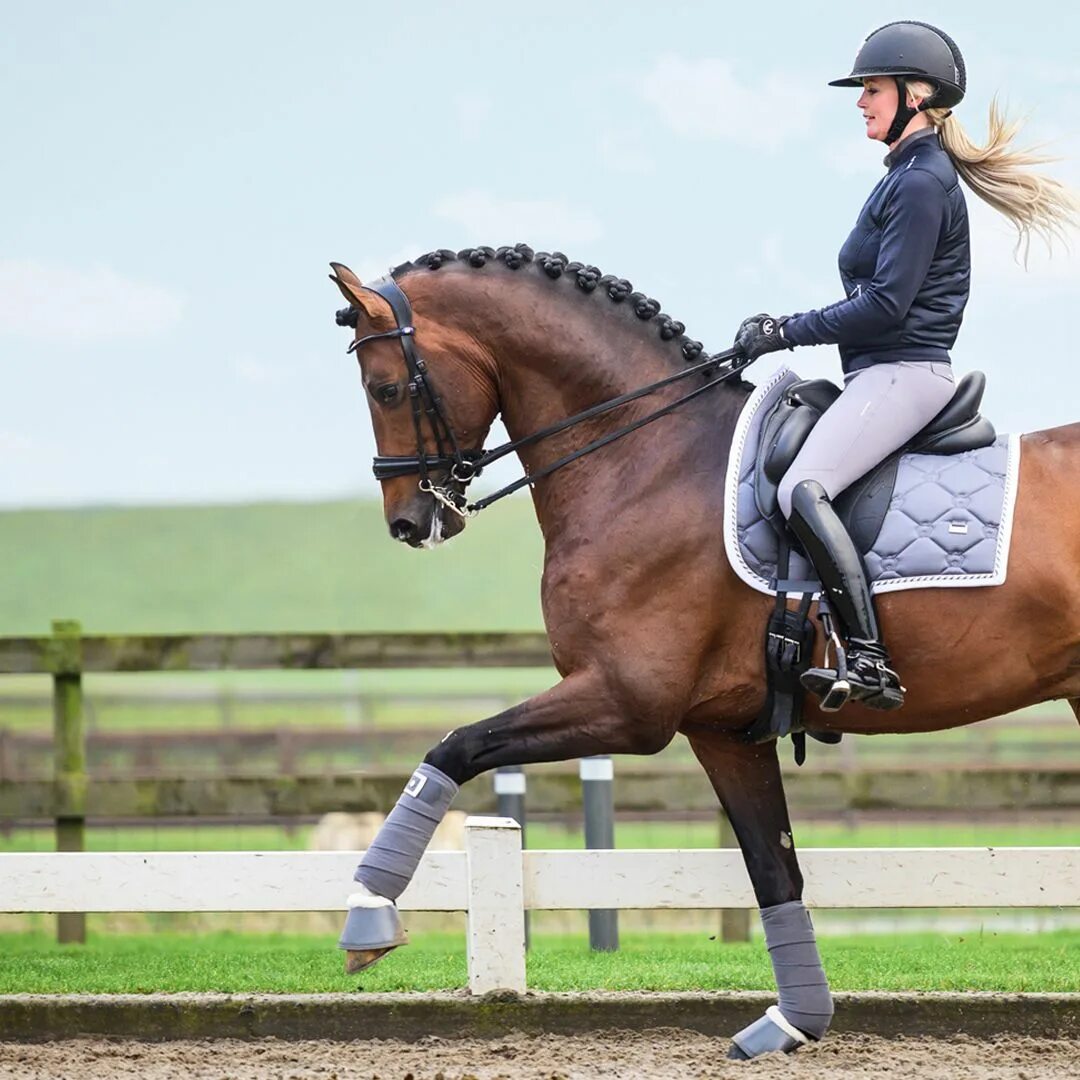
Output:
(330, 261), (499, 547)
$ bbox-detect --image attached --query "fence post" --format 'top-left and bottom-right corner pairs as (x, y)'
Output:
(464, 816), (526, 995)
(51, 619), (86, 945)
(494, 766), (529, 949)
(719, 808), (751, 943)
(581, 756), (618, 951)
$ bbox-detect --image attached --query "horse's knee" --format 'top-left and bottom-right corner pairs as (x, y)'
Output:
(423, 728), (475, 785)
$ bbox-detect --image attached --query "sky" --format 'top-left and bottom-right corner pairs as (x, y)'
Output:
(3, 1), (1079, 508)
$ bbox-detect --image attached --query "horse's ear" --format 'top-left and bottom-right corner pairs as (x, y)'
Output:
(328, 262), (388, 320)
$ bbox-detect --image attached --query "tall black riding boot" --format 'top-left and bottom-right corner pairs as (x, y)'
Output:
(787, 480), (905, 712)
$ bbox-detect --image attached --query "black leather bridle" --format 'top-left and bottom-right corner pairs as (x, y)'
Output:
(348, 269), (754, 517)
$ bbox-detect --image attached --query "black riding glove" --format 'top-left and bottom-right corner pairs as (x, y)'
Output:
(733, 313), (794, 361)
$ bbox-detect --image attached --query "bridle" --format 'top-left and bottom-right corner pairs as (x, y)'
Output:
(348, 269), (755, 517)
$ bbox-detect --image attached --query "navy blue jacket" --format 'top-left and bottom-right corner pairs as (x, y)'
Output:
(783, 129), (970, 373)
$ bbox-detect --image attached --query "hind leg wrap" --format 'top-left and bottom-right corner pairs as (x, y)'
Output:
(353, 762), (459, 900)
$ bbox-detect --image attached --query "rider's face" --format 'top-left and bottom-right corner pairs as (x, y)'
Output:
(857, 77), (897, 142)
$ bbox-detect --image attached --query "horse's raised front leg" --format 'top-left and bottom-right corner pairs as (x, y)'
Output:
(340, 668), (677, 973)
(685, 728), (834, 1059)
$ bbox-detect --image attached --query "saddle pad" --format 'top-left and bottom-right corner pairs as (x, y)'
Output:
(724, 365), (1022, 597)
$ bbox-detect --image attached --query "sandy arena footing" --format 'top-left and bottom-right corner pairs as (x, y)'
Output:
(3, 1031), (1080, 1080)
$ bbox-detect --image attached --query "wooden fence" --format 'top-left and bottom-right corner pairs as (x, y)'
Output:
(3, 624), (1079, 945)
(2, 817), (1077, 994)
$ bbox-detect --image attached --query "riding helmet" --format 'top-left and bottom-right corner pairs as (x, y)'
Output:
(830, 21), (966, 109)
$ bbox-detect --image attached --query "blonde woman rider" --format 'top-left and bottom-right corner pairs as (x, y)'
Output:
(733, 20), (1078, 712)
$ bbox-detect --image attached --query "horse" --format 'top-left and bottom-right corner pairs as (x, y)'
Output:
(328, 243), (1080, 1060)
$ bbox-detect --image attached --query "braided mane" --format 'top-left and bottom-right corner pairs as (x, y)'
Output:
(338, 243), (710, 365)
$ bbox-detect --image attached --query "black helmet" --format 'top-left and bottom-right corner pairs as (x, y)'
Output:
(830, 21), (966, 109)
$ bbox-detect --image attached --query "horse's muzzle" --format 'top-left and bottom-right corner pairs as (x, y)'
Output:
(388, 495), (466, 548)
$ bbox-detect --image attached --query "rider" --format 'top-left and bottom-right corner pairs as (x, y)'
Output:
(733, 21), (1078, 711)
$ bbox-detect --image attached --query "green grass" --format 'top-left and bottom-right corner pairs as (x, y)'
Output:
(2, 820), (1077, 855)
(0, 498), (545, 637)
(2, 929), (1077, 995)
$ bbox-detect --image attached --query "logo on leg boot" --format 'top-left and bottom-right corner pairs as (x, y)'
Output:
(404, 771), (428, 798)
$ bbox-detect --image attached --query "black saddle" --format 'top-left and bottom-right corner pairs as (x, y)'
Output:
(754, 370), (996, 555)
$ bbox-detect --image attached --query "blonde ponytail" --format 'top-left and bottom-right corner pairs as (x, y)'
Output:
(908, 80), (1080, 260)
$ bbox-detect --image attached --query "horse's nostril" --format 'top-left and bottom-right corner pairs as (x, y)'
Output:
(390, 518), (418, 543)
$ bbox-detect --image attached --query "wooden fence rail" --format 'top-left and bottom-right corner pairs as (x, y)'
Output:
(0, 624), (556, 944)
(4, 624), (1079, 946)
(0, 631), (555, 674)
(2, 819), (1078, 994)
(4, 766), (1080, 820)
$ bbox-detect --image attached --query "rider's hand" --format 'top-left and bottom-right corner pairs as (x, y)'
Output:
(733, 313), (794, 360)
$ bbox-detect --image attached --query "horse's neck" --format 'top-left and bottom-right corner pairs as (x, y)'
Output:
(487, 291), (746, 539)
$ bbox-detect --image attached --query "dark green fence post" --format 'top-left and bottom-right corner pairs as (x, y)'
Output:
(51, 619), (86, 945)
(719, 808), (751, 943)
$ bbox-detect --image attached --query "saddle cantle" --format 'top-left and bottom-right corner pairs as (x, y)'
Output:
(755, 370), (997, 556)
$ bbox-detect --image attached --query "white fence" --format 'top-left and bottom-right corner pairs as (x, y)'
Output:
(3, 817), (1078, 994)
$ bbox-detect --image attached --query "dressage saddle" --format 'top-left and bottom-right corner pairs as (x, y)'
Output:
(754, 370), (996, 554)
(746, 370), (996, 760)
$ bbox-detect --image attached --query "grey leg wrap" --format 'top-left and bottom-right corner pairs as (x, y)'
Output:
(353, 763), (459, 900)
(730, 900), (833, 1057)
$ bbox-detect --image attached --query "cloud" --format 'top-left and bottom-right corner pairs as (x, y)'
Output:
(640, 55), (821, 148)
(433, 190), (603, 247)
(0, 260), (184, 343)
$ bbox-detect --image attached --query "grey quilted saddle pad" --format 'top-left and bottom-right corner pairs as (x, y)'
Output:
(723, 366), (1022, 597)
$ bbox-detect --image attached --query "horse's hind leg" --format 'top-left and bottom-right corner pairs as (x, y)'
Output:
(341, 668), (677, 973)
(1070, 699), (1080, 725)
(684, 729), (834, 1059)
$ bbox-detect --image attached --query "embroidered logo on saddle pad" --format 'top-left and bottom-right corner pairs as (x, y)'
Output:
(724, 366), (1022, 597)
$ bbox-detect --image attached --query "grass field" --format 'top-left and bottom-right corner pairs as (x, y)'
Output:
(0, 497), (545, 636)
(3, 929), (1077, 994)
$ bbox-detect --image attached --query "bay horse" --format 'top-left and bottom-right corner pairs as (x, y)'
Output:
(329, 244), (1080, 1059)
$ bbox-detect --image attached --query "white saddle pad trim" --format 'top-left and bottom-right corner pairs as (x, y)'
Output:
(722, 364), (1023, 597)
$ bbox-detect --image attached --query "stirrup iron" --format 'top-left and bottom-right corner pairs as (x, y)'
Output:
(806, 607), (850, 713)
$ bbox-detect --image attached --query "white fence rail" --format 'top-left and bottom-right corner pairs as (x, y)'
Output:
(3, 817), (1078, 994)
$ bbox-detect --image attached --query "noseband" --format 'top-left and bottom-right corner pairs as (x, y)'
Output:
(348, 268), (754, 517)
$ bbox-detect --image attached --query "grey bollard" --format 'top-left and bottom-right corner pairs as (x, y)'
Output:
(494, 766), (530, 949)
(580, 756), (618, 951)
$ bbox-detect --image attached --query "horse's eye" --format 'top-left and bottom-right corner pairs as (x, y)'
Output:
(376, 384), (400, 404)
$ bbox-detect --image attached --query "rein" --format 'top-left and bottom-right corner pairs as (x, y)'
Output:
(351, 270), (754, 517)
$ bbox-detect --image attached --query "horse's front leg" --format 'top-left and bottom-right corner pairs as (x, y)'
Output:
(685, 729), (834, 1059)
(340, 668), (676, 972)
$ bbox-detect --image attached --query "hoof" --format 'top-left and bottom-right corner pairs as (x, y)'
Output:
(730, 1007), (809, 1059)
(344, 944), (402, 974)
(338, 893), (409, 975)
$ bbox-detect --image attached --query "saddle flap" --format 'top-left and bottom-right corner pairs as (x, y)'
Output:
(763, 405), (820, 484)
